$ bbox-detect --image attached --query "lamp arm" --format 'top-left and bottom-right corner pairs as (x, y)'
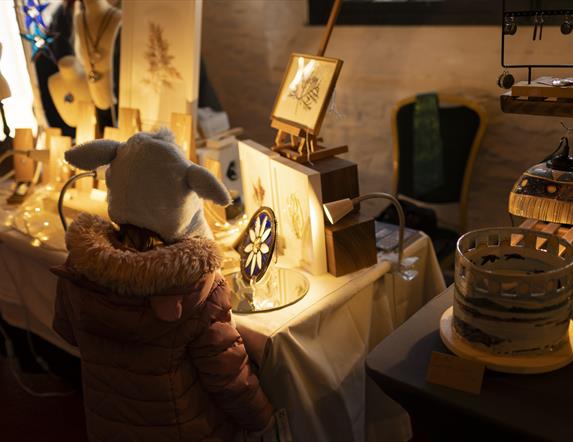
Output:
(351, 192), (405, 264)
(58, 171), (96, 231)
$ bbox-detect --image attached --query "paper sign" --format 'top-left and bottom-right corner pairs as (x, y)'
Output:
(426, 351), (485, 395)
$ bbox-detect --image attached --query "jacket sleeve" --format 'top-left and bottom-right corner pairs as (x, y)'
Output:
(189, 278), (273, 432)
(52, 279), (78, 347)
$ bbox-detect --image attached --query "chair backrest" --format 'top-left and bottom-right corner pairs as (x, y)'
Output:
(391, 94), (487, 232)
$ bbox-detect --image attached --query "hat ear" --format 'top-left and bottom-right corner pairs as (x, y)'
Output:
(65, 139), (120, 171)
(185, 163), (232, 206)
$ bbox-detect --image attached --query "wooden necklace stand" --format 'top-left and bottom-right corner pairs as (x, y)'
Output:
(271, 0), (347, 164)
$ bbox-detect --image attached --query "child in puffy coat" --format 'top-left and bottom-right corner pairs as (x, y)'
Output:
(51, 129), (273, 442)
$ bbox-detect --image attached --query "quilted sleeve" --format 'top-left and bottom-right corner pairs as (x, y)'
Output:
(52, 279), (78, 347)
(189, 278), (273, 432)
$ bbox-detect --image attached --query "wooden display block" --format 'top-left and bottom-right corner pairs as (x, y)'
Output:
(118, 107), (142, 141)
(325, 212), (376, 277)
(41, 127), (61, 184)
(75, 101), (97, 144)
(103, 126), (121, 141)
(308, 156), (359, 205)
(13, 128), (35, 182)
(49, 135), (72, 188)
(171, 112), (197, 163)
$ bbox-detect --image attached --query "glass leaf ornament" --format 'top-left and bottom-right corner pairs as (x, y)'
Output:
(22, 0), (49, 32)
(239, 207), (277, 283)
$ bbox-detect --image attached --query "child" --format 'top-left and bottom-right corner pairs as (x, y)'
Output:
(52, 129), (273, 441)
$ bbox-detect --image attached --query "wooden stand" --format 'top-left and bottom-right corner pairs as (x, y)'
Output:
(13, 128), (35, 182)
(271, 118), (347, 163)
(41, 127), (62, 184)
(270, 0), (345, 164)
(517, 218), (573, 252)
(501, 91), (573, 117)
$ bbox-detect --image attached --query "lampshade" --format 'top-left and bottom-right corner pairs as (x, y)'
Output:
(323, 198), (354, 224)
(509, 138), (573, 225)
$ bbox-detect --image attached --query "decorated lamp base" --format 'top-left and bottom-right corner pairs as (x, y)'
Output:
(229, 266), (309, 314)
(440, 306), (573, 374)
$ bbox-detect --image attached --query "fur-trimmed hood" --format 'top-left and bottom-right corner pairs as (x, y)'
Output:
(64, 213), (222, 296)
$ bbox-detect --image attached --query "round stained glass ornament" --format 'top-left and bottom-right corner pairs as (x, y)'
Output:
(239, 207), (277, 283)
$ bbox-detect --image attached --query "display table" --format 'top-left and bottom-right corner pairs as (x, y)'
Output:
(366, 286), (573, 442)
(0, 187), (445, 442)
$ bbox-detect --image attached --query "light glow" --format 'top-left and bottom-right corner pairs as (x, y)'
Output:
(0, 1), (37, 139)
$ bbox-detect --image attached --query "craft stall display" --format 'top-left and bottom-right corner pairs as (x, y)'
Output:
(0, 1), (450, 442)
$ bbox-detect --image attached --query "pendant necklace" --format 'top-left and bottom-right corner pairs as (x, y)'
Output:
(81, 7), (115, 83)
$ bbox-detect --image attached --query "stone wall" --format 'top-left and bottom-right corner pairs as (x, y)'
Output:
(202, 0), (573, 230)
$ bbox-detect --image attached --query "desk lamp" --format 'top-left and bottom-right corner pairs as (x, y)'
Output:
(509, 136), (573, 225)
(323, 192), (418, 280)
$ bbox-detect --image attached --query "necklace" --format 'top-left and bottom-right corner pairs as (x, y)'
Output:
(81, 7), (116, 83)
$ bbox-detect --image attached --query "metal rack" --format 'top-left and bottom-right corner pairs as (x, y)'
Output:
(500, 0), (573, 116)
(501, 1), (573, 83)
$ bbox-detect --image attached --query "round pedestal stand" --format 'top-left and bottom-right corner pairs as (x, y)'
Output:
(440, 306), (573, 374)
(229, 267), (309, 314)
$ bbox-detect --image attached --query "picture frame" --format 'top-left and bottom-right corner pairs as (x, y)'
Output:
(119, 1), (201, 132)
(271, 53), (343, 136)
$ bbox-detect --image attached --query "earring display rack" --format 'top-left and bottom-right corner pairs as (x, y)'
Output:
(500, 0), (573, 117)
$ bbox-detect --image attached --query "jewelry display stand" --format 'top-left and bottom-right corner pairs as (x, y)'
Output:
(47, 56), (93, 127)
(500, 0), (573, 116)
(73, 0), (121, 111)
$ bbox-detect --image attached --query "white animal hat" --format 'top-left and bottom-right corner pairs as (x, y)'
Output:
(65, 128), (231, 242)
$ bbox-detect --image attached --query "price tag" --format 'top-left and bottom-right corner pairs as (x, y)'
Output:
(427, 351), (485, 395)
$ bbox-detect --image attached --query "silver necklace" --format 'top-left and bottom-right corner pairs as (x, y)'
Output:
(81, 7), (115, 83)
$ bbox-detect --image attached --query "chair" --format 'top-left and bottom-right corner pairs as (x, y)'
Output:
(383, 93), (487, 277)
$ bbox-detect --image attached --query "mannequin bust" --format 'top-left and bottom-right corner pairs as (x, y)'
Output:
(48, 56), (93, 127)
(0, 43), (11, 101)
(73, 0), (121, 110)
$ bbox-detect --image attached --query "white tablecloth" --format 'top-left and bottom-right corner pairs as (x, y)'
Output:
(0, 190), (445, 441)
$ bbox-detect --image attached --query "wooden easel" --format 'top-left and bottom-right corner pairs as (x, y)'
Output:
(271, 0), (347, 163)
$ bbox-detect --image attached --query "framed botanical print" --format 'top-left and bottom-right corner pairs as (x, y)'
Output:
(271, 53), (343, 136)
(119, 1), (201, 131)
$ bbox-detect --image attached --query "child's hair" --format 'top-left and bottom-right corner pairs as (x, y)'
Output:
(117, 224), (164, 252)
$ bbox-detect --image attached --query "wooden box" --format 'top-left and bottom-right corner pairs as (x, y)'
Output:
(325, 212), (377, 277)
(308, 156), (359, 204)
